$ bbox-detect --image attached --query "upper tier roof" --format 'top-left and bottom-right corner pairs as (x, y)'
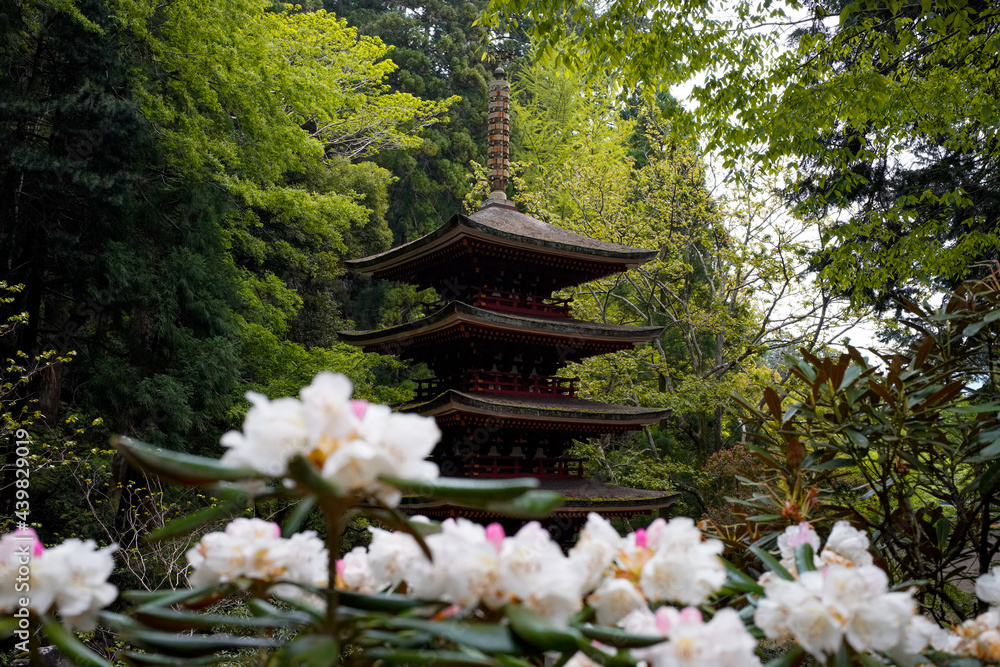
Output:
(344, 204), (658, 290)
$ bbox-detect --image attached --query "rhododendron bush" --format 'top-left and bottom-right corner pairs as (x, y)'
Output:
(3, 371), (1000, 666)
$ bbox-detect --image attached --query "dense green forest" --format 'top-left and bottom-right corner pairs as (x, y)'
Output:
(2, 0), (999, 640)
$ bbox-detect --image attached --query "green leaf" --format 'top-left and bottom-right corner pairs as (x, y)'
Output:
(749, 546), (794, 580)
(128, 630), (282, 657)
(765, 645), (804, 667)
(112, 436), (259, 486)
(273, 636), (340, 667)
(383, 475), (540, 502)
(384, 617), (528, 655)
(338, 589), (438, 612)
(795, 543), (817, 572)
(133, 607), (306, 632)
(281, 496), (317, 537)
(484, 490), (564, 517)
(577, 624), (665, 648)
(123, 584), (228, 609)
(504, 604), (583, 653)
(145, 500), (245, 543)
(246, 598), (315, 625)
(0, 615), (18, 638)
(287, 454), (341, 497)
(42, 617), (114, 667)
(362, 648), (501, 665)
(120, 652), (228, 666)
(721, 558), (765, 595)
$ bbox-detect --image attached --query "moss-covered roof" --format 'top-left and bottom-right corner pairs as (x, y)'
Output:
(338, 301), (663, 348)
(344, 206), (657, 278)
(402, 389), (669, 427)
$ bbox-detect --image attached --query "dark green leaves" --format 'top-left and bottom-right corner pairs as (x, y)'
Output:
(112, 437), (259, 486)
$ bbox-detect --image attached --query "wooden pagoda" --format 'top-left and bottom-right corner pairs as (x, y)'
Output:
(340, 69), (675, 531)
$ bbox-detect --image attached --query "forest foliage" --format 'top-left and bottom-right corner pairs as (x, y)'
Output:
(2, 0), (999, 662)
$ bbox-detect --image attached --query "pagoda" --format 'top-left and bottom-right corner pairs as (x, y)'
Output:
(340, 69), (675, 532)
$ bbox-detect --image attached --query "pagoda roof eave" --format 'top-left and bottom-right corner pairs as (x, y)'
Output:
(401, 478), (678, 516)
(337, 301), (664, 348)
(344, 209), (658, 276)
(400, 390), (670, 428)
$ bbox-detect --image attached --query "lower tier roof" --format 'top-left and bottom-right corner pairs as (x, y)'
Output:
(401, 478), (678, 519)
(337, 301), (663, 361)
(403, 389), (669, 433)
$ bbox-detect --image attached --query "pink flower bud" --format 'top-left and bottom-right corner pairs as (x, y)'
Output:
(336, 559), (346, 578)
(486, 523), (505, 552)
(679, 607), (703, 623)
(271, 522), (282, 538)
(0, 528), (45, 560)
(655, 606), (674, 635)
(786, 522), (815, 549)
(350, 400), (369, 420)
(635, 528), (648, 549)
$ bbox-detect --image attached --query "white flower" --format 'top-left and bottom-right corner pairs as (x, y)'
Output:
(756, 572), (842, 658)
(337, 547), (380, 593)
(379, 412), (442, 483)
(300, 371), (360, 446)
(777, 522), (821, 571)
(895, 615), (945, 655)
(219, 373), (442, 505)
(639, 517), (725, 605)
(0, 530), (117, 631)
(978, 568), (1000, 607)
(635, 606), (760, 667)
(496, 522), (585, 624)
(220, 393), (308, 477)
(433, 519), (501, 608)
(187, 518), (327, 596)
(569, 513), (622, 593)
(587, 577), (646, 626)
(755, 561), (917, 659)
(367, 526), (424, 590)
(34, 540), (118, 631)
(400, 518), (500, 608)
(820, 521), (873, 567)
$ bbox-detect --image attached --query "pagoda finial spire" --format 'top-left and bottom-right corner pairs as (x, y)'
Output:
(486, 66), (512, 206)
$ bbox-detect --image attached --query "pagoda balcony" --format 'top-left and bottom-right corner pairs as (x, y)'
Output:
(414, 371), (580, 401)
(470, 288), (572, 317)
(464, 456), (586, 479)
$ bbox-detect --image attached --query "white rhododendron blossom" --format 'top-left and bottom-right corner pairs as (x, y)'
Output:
(337, 546), (380, 594)
(821, 521), (874, 567)
(0, 528), (117, 630)
(187, 518), (328, 597)
(777, 520), (875, 574)
(928, 572), (1000, 660)
(755, 540), (920, 659)
(339, 513), (727, 627)
(340, 518), (586, 624)
(777, 522), (822, 572)
(495, 521), (586, 623)
(638, 517), (726, 605)
(977, 568), (1000, 608)
(587, 577), (646, 626)
(220, 372), (440, 505)
(623, 606), (760, 667)
(366, 526), (425, 590)
(569, 513), (623, 592)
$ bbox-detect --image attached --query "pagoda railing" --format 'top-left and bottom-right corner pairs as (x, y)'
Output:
(464, 456), (586, 479)
(533, 457), (586, 479)
(414, 371), (580, 401)
(470, 288), (572, 317)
